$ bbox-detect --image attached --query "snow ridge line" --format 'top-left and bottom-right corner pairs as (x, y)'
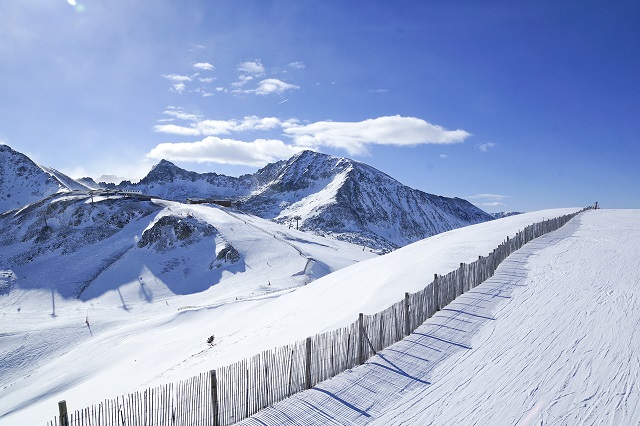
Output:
(47, 207), (594, 426)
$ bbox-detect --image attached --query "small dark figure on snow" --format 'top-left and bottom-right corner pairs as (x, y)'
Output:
(594, 201), (599, 209)
(207, 335), (215, 346)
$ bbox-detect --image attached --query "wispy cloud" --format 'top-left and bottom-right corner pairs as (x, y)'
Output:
(193, 62), (214, 71)
(171, 82), (187, 93)
(440, 154), (448, 159)
(467, 194), (509, 208)
(162, 58), (302, 98)
(162, 74), (192, 82)
(162, 106), (202, 122)
(146, 136), (306, 167)
(476, 142), (496, 152)
(284, 115), (471, 155)
(238, 60), (265, 75)
(253, 79), (299, 95)
(193, 87), (214, 97)
(153, 115), (286, 136)
(231, 75), (254, 89)
(467, 193), (508, 200)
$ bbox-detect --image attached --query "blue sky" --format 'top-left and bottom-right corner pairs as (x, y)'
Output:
(1, 1), (638, 212)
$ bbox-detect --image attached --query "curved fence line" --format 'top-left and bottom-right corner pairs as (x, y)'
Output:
(49, 207), (592, 426)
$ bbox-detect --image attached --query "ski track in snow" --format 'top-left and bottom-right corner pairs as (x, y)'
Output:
(239, 210), (640, 426)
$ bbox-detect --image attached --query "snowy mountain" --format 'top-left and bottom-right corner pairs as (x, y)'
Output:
(0, 191), (374, 301)
(1, 208), (597, 425)
(0, 144), (90, 213)
(1, 145), (491, 250)
(120, 150), (493, 250)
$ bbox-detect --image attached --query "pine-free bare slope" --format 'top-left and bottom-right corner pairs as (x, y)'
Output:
(239, 209), (640, 425)
(0, 208), (577, 425)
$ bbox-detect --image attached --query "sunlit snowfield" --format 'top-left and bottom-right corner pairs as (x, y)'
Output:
(240, 209), (640, 425)
(5, 208), (636, 425)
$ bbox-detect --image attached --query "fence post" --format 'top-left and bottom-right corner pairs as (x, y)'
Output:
(458, 263), (464, 295)
(357, 313), (364, 365)
(404, 292), (410, 337)
(434, 274), (440, 311)
(58, 400), (69, 426)
(304, 337), (312, 390)
(210, 370), (219, 426)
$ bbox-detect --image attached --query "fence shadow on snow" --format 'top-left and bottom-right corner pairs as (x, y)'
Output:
(49, 207), (592, 426)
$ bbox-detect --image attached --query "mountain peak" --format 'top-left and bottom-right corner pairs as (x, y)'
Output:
(139, 159), (190, 185)
(115, 151), (492, 250)
(0, 144), (87, 213)
(152, 159), (179, 170)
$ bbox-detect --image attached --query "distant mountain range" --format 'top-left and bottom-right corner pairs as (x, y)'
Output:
(116, 150), (493, 250)
(1, 145), (492, 250)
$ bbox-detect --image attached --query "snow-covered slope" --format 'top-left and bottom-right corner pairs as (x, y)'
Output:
(240, 209), (640, 426)
(0, 144), (90, 213)
(0, 208), (580, 425)
(0, 192), (375, 302)
(121, 150), (493, 250)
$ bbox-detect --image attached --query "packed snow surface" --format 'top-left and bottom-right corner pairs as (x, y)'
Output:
(1, 207), (587, 425)
(240, 209), (640, 425)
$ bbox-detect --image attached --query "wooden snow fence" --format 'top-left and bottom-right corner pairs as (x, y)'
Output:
(48, 207), (591, 426)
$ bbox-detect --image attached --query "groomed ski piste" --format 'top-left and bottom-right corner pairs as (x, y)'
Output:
(2, 207), (637, 425)
(239, 209), (640, 425)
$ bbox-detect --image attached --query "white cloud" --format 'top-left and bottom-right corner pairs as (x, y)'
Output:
(467, 194), (508, 200)
(440, 154), (448, 159)
(171, 82), (187, 93)
(162, 74), (192, 82)
(162, 107), (202, 122)
(288, 61), (306, 69)
(238, 60), (265, 75)
(151, 113), (470, 159)
(153, 116), (285, 136)
(253, 79), (299, 95)
(193, 62), (214, 71)
(481, 202), (506, 207)
(153, 124), (201, 136)
(476, 142), (497, 152)
(146, 136), (306, 167)
(284, 115), (470, 155)
(199, 77), (215, 83)
(193, 87), (214, 97)
(231, 75), (254, 89)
